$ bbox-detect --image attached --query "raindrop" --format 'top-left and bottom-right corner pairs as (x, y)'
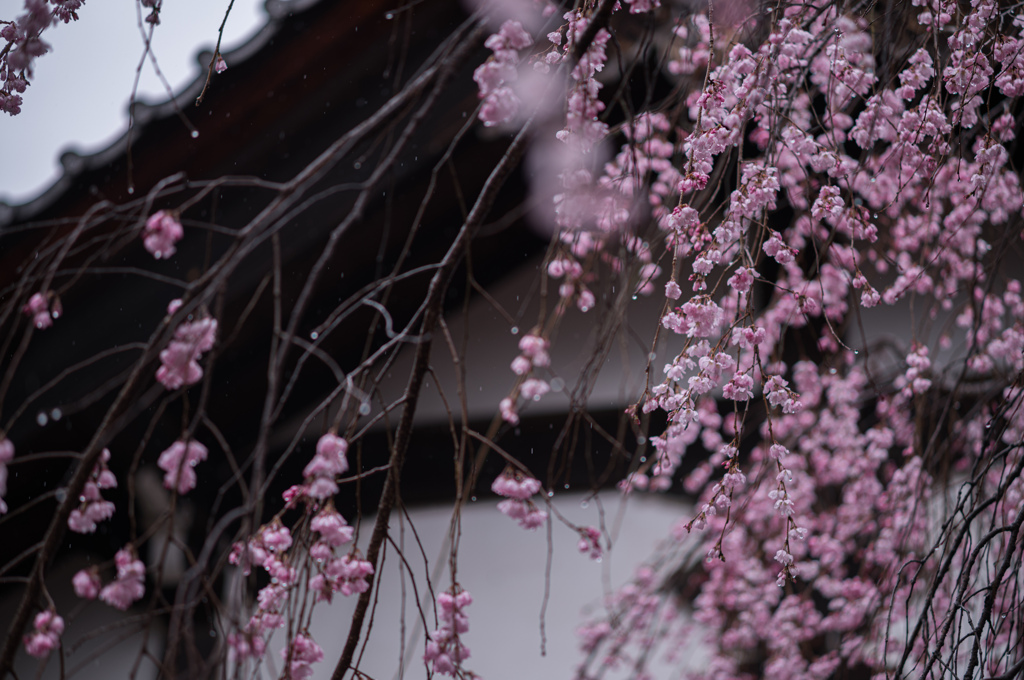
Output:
(873, 213), (878, 219)
(470, 495), (477, 502)
(359, 401), (371, 415)
(631, 295), (638, 301)
(550, 377), (565, 392)
(852, 350), (859, 355)
(595, 556), (602, 563)
(127, 186), (135, 195)
(385, 11), (394, 19)
(648, 352), (657, 360)
(580, 305), (590, 312)
(639, 455), (647, 463)
(547, 491), (554, 498)
(36, 412), (48, 426)
(563, 484), (570, 490)
(210, 630), (217, 637)
(580, 500), (589, 509)
(55, 489), (67, 502)
(829, 368), (837, 374)
(354, 161), (362, 169)
(637, 436), (647, 445)
(191, 130), (200, 139)
(310, 331), (319, 340)
(510, 326), (519, 335)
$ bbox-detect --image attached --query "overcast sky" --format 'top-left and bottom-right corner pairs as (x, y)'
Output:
(0, 0), (268, 205)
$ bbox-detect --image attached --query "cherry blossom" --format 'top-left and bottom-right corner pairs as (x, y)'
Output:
(282, 633), (323, 680)
(72, 568), (101, 599)
(142, 210), (184, 259)
(156, 439), (208, 494)
(0, 436), (12, 515)
(20, 292), (59, 330)
(22, 611), (63, 658)
(302, 431), (349, 499)
(474, 20), (532, 127)
(424, 588), (473, 676)
(156, 300), (217, 390)
(99, 547), (146, 611)
(67, 448), (117, 534)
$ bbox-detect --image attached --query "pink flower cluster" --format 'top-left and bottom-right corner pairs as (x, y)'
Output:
(489, 0), (1024, 674)
(23, 610), (63, 658)
(21, 291), (60, 330)
(72, 567), (101, 599)
(898, 344), (932, 397)
(302, 431), (349, 499)
(228, 474), (367, 664)
(498, 499), (547, 531)
(492, 466), (547, 530)
(156, 299), (217, 390)
(553, 10), (610, 153)
(0, 436), (12, 514)
(510, 333), (550, 375)
(310, 552), (373, 601)
(577, 526), (602, 560)
(98, 546), (146, 610)
(474, 20), (532, 127)
(228, 523), (294, 659)
(500, 332), (555, 425)
(310, 503), (354, 551)
(157, 438), (208, 494)
(424, 588), (472, 676)
(282, 633), (323, 680)
(142, 210), (183, 259)
(68, 448), (117, 534)
(1, 0), (84, 115)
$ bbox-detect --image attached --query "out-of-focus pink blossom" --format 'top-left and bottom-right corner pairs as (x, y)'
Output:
(577, 526), (602, 560)
(491, 467), (542, 500)
(157, 439), (208, 494)
(0, 436), (12, 515)
(99, 547), (145, 610)
(142, 210), (184, 259)
(497, 498), (547, 530)
(21, 292), (55, 329)
(282, 633), (323, 680)
(73, 568), (101, 599)
(23, 610), (63, 658)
